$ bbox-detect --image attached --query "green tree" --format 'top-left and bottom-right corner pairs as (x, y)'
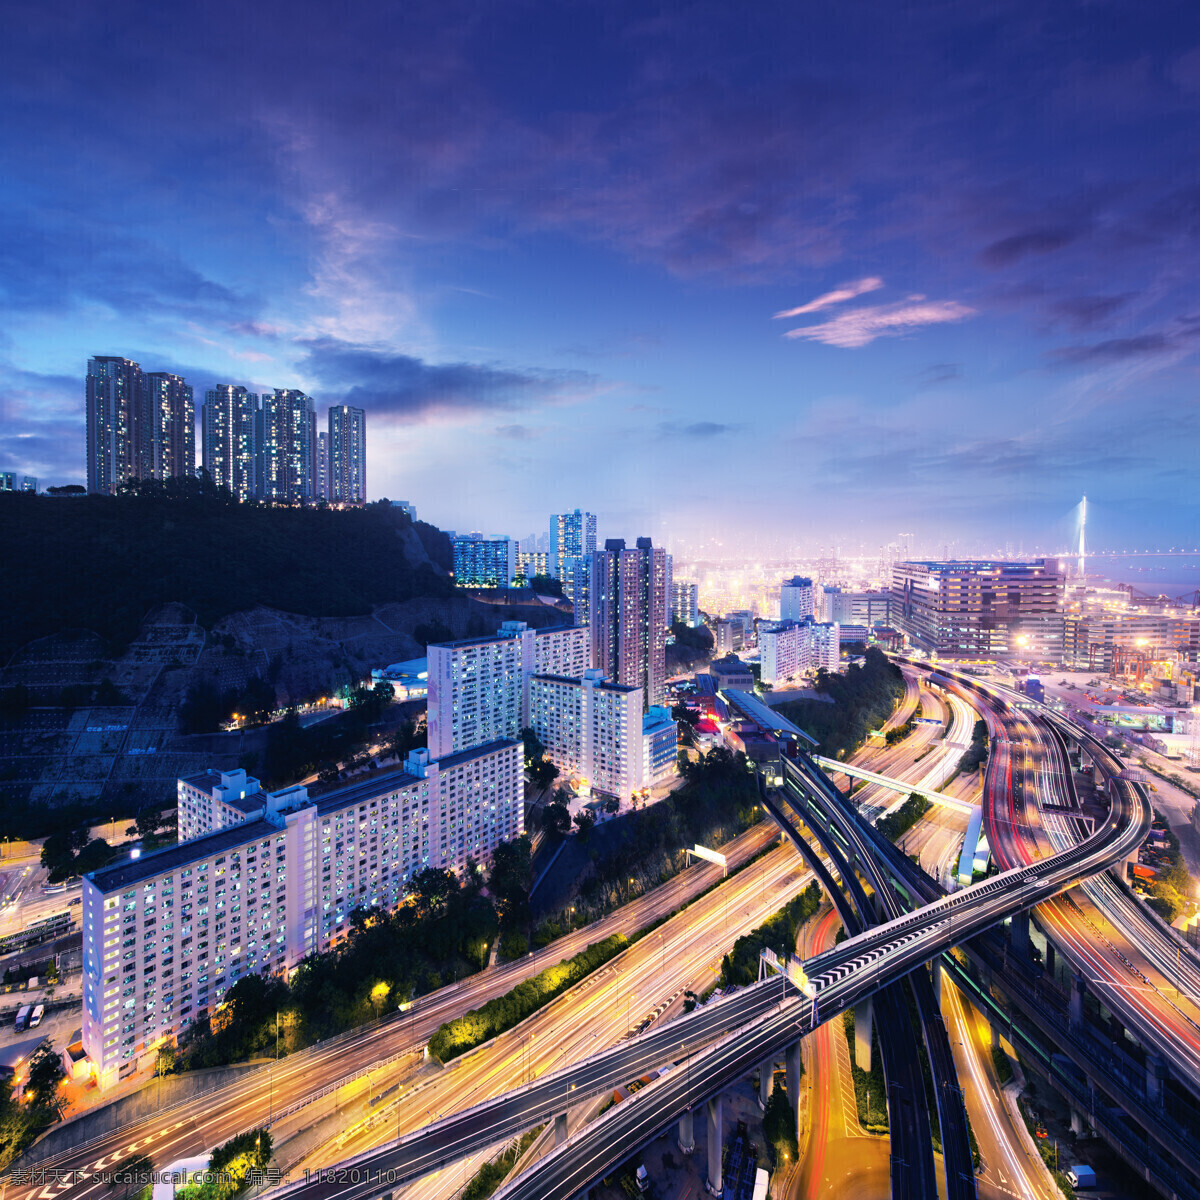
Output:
(520, 727), (546, 765)
(488, 837), (532, 927)
(574, 810), (596, 841)
(762, 1079), (799, 1169)
(135, 809), (162, 838)
(541, 800), (572, 838)
(412, 867), (457, 917)
(25, 1044), (66, 1114)
(106, 1154), (154, 1200)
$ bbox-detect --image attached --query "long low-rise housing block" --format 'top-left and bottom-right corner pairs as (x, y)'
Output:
(82, 739), (522, 1090)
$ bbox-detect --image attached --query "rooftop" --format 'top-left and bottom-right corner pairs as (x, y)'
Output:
(87, 817), (283, 893)
(721, 689), (818, 746)
(434, 738), (520, 771)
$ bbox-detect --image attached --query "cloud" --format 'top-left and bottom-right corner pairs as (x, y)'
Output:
(495, 424), (536, 439)
(783, 297), (976, 348)
(980, 228), (1079, 268)
(296, 337), (601, 420)
(1050, 333), (1174, 363)
(774, 277), (884, 318)
(658, 420), (740, 438)
(914, 363), (962, 386)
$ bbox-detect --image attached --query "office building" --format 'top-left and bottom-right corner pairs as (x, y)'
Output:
(83, 740), (522, 1090)
(143, 373), (195, 483)
(819, 587), (891, 627)
(708, 655), (755, 692)
(328, 405), (366, 504)
(1064, 613), (1200, 670)
(670, 581), (700, 628)
(590, 538), (669, 712)
(529, 670), (677, 803)
(258, 389), (317, 502)
(426, 622), (589, 757)
(549, 510), (597, 601)
(891, 559), (1065, 660)
(0, 473), (13, 491)
(452, 535), (517, 588)
(780, 576), (816, 621)
(21, 476), (36, 493)
(714, 619), (741, 657)
(759, 618), (840, 685)
(202, 386), (258, 501)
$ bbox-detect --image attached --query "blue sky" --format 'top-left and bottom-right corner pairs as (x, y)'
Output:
(3, 0), (1200, 550)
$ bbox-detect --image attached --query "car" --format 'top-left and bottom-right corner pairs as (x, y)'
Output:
(29, 1005), (44, 1028)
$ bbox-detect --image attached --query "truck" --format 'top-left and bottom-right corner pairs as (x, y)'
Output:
(1067, 1163), (1096, 1189)
(29, 1004), (45, 1028)
(635, 1164), (649, 1193)
(14, 1005), (31, 1032)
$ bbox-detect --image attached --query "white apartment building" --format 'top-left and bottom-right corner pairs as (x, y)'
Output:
(529, 670), (677, 803)
(780, 576), (816, 621)
(426, 622), (589, 757)
(82, 740), (521, 1090)
(759, 618), (841, 685)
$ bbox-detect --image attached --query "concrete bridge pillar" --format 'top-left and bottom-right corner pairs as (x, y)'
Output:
(787, 1040), (804, 1140)
(706, 1096), (724, 1196)
(758, 1059), (773, 1110)
(1044, 940), (1056, 976)
(1070, 1108), (1086, 1136)
(854, 998), (874, 1073)
(930, 959), (942, 1004)
(678, 1107), (695, 1154)
(1147, 1054), (1167, 1108)
(990, 1021), (1005, 1054)
(554, 1111), (569, 1146)
(1070, 973), (1086, 1031)
(1010, 910), (1030, 959)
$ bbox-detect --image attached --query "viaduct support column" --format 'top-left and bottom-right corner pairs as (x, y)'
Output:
(678, 1108), (695, 1155)
(554, 1112), (569, 1146)
(854, 998), (874, 1073)
(930, 958), (942, 1004)
(705, 1097), (723, 1196)
(758, 1059), (773, 1110)
(1010, 910), (1030, 959)
(1070, 974), (1086, 1031)
(1147, 1054), (1167, 1109)
(787, 1040), (804, 1141)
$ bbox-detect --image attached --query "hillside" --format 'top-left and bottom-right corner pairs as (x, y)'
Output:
(0, 491), (573, 838)
(0, 488), (456, 660)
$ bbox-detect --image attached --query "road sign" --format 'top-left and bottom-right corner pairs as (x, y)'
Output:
(689, 844), (728, 876)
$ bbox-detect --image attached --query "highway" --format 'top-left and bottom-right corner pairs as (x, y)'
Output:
(10, 819), (783, 1200)
(792, 906), (888, 1200)
(942, 976), (1057, 1200)
(444, 730), (1148, 1200)
(926, 665), (1200, 1092)
(282, 833), (815, 1194)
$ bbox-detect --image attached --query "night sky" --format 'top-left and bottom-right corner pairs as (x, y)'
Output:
(4, 0), (1199, 549)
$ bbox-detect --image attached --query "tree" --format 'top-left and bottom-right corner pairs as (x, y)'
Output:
(541, 800), (572, 838)
(25, 1044), (66, 1114)
(106, 1154), (153, 1200)
(411, 867), (456, 917)
(527, 574), (565, 598)
(574, 811), (596, 841)
(488, 837), (532, 927)
(520, 727), (546, 766)
(134, 809), (161, 838)
(530, 758), (559, 789)
(762, 1078), (798, 1168)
